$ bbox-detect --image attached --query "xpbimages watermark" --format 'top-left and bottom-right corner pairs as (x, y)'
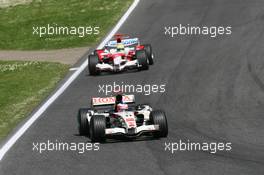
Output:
(164, 24), (232, 38)
(164, 140), (232, 154)
(32, 140), (100, 154)
(98, 82), (166, 96)
(32, 24), (100, 37)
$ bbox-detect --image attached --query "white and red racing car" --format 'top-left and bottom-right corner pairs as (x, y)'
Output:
(77, 94), (168, 142)
(88, 34), (154, 75)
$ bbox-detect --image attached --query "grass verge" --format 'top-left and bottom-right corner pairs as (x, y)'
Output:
(0, 0), (133, 50)
(0, 60), (69, 140)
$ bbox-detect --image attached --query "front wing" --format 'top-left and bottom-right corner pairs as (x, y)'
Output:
(96, 60), (138, 72)
(105, 124), (159, 136)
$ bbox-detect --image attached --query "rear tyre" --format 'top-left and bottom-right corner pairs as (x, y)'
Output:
(143, 44), (154, 65)
(150, 110), (168, 138)
(77, 108), (90, 136)
(136, 50), (149, 70)
(88, 54), (100, 75)
(90, 115), (106, 142)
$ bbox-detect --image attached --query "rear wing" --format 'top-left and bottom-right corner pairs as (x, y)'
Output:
(91, 95), (135, 107)
(105, 38), (139, 48)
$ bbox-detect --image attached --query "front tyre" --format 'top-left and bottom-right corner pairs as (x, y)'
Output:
(150, 110), (168, 138)
(143, 44), (154, 65)
(90, 115), (106, 142)
(88, 54), (100, 75)
(77, 108), (90, 136)
(136, 50), (149, 70)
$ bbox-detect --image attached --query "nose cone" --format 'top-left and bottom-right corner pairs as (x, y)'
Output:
(114, 56), (122, 65)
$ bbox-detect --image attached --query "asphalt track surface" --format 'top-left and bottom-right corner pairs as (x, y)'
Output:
(1, 0), (264, 174)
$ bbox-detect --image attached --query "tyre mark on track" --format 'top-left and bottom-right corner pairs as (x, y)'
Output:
(247, 61), (264, 93)
(246, 28), (264, 93)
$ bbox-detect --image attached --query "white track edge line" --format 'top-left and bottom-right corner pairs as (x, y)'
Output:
(69, 67), (80, 71)
(0, 0), (140, 161)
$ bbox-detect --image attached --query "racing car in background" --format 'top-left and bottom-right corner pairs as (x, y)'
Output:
(77, 94), (168, 142)
(88, 34), (154, 75)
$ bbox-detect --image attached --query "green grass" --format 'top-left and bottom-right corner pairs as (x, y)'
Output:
(0, 0), (133, 50)
(0, 61), (69, 140)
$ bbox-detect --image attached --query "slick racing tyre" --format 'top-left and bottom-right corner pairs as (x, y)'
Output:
(150, 110), (168, 138)
(136, 50), (149, 70)
(77, 108), (91, 136)
(90, 115), (106, 142)
(143, 44), (154, 65)
(88, 54), (100, 75)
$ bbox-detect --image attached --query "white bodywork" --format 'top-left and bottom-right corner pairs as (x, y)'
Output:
(104, 108), (158, 135)
(86, 96), (158, 136)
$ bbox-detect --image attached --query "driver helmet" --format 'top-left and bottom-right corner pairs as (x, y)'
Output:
(116, 103), (128, 112)
(117, 43), (125, 52)
(116, 38), (124, 52)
